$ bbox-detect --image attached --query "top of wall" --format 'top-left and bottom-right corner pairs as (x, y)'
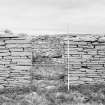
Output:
(1, 31), (105, 42)
(31, 34), (105, 42)
(0, 31), (32, 40)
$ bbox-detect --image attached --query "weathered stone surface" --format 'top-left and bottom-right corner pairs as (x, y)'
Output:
(0, 34), (105, 88)
(11, 52), (31, 56)
(11, 59), (31, 64)
(79, 36), (97, 41)
(10, 65), (31, 70)
(0, 49), (9, 53)
(0, 60), (10, 65)
(9, 48), (23, 52)
(0, 41), (5, 45)
(80, 77), (93, 81)
(6, 44), (31, 48)
(5, 39), (30, 43)
(99, 36), (105, 42)
(0, 52), (10, 56)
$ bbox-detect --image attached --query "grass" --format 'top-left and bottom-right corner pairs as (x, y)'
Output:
(0, 83), (105, 105)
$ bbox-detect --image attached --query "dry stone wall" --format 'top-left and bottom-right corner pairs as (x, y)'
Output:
(64, 35), (105, 85)
(0, 34), (105, 89)
(0, 34), (32, 89)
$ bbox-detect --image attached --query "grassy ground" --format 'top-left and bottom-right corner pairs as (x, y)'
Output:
(0, 83), (105, 105)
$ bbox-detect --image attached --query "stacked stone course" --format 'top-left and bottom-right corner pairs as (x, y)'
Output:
(0, 34), (32, 88)
(63, 35), (105, 85)
(0, 33), (105, 89)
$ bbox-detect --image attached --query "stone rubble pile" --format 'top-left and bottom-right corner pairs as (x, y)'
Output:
(32, 36), (66, 89)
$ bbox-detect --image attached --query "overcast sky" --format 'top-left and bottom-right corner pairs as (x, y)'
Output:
(0, 0), (105, 34)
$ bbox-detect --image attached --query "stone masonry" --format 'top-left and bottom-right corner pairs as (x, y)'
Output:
(0, 33), (105, 89)
(0, 33), (32, 89)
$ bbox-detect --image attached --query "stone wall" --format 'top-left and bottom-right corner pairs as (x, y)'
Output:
(0, 33), (105, 89)
(0, 34), (32, 88)
(63, 35), (105, 85)
(31, 36), (66, 89)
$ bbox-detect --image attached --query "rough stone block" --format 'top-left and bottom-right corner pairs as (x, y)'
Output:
(0, 41), (5, 45)
(12, 58), (31, 63)
(6, 44), (31, 48)
(0, 48), (9, 52)
(69, 76), (79, 80)
(80, 77), (93, 81)
(11, 52), (32, 56)
(95, 45), (105, 49)
(11, 65), (31, 70)
(9, 48), (23, 52)
(0, 46), (6, 48)
(69, 80), (84, 85)
(99, 37), (105, 42)
(5, 39), (30, 43)
(82, 54), (91, 59)
(0, 52), (10, 56)
(0, 60), (10, 64)
(79, 36), (97, 41)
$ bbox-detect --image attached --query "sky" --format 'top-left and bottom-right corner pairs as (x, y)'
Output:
(0, 0), (105, 34)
